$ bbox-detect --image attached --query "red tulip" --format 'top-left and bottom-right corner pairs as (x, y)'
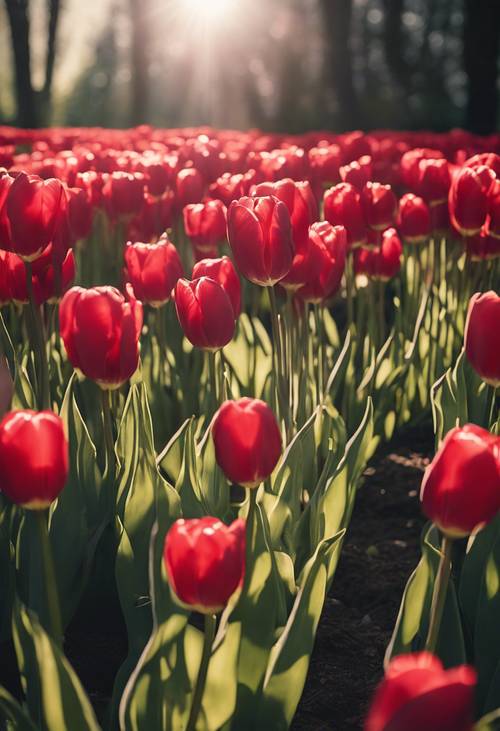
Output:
(103, 171), (145, 220)
(227, 196), (294, 286)
(354, 228), (402, 281)
(59, 284), (143, 388)
(124, 238), (183, 306)
(192, 256), (241, 318)
(0, 172), (14, 251)
(176, 167), (204, 208)
(308, 144), (341, 188)
(464, 291), (500, 386)
(400, 148), (444, 191)
(0, 410), (69, 509)
(6, 246), (75, 305)
(486, 178), (500, 239)
(416, 158), (451, 204)
(339, 155), (373, 190)
(183, 199), (227, 251)
(397, 194), (431, 243)
(251, 179), (318, 254)
(3, 173), (66, 261)
(365, 652), (476, 731)
(164, 516), (245, 614)
(208, 171), (254, 207)
(175, 277), (235, 350)
(323, 183), (367, 249)
(212, 398), (282, 487)
(449, 167), (493, 236)
(67, 187), (93, 240)
(420, 424), (500, 537)
(0, 250), (12, 305)
(296, 222), (347, 303)
(464, 230), (500, 261)
(361, 182), (398, 232)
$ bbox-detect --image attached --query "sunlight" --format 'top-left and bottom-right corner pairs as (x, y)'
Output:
(180, 0), (234, 25)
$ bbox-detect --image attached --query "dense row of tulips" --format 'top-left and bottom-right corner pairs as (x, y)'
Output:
(0, 123), (498, 731)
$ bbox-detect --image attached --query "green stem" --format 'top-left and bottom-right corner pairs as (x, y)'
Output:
(101, 388), (115, 483)
(268, 286), (289, 435)
(25, 262), (50, 409)
(425, 535), (453, 653)
(207, 350), (218, 410)
(486, 385), (498, 429)
(35, 509), (63, 646)
(185, 613), (217, 731)
(346, 252), (354, 331)
(313, 304), (325, 405)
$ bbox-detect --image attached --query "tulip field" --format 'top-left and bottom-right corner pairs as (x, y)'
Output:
(0, 125), (498, 731)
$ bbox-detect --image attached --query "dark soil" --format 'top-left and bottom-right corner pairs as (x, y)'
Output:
(291, 423), (433, 731)
(0, 423), (434, 730)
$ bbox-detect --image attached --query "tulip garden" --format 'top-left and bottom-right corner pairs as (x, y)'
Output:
(0, 125), (498, 731)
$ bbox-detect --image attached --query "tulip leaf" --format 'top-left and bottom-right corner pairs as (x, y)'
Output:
(0, 498), (15, 641)
(112, 384), (181, 726)
(50, 374), (101, 626)
(0, 685), (38, 731)
(476, 709), (500, 731)
(223, 500), (281, 730)
(265, 408), (319, 553)
(459, 515), (500, 714)
(118, 521), (191, 731)
(385, 523), (466, 668)
(12, 600), (101, 731)
(256, 529), (345, 728)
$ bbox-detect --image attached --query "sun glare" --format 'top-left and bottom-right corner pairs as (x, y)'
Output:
(181, 0), (234, 24)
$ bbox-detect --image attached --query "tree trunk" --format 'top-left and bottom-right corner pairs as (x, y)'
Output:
(319, 0), (360, 130)
(4, 0), (38, 127)
(464, 0), (500, 135)
(129, 0), (150, 126)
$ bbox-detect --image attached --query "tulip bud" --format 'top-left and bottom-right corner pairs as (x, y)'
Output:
(175, 277), (235, 350)
(400, 148), (444, 191)
(67, 187), (93, 241)
(296, 222), (347, 303)
(339, 155), (373, 190)
(487, 178), (500, 239)
(421, 424), (500, 537)
(192, 256), (241, 318)
(397, 193), (431, 243)
(354, 228), (402, 281)
(464, 230), (500, 261)
(0, 410), (69, 509)
(227, 196), (294, 286)
(0, 250), (12, 304)
(6, 246), (75, 306)
(212, 398), (282, 487)
(176, 167), (204, 208)
(4, 173), (66, 261)
(124, 238), (183, 307)
(323, 183), (367, 248)
(361, 182), (398, 231)
(59, 284), (143, 388)
(464, 291), (500, 386)
(416, 158), (451, 205)
(449, 167), (492, 236)
(103, 171), (145, 220)
(251, 178), (318, 254)
(164, 516), (246, 614)
(209, 172), (253, 207)
(183, 199), (227, 251)
(308, 144), (341, 189)
(365, 652), (476, 731)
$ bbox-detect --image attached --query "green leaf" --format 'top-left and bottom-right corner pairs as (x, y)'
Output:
(476, 709), (500, 731)
(256, 530), (345, 729)
(12, 600), (101, 731)
(112, 384), (181, 725)
(0, 685), (38, 731)
(385, 524), (466, 668)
